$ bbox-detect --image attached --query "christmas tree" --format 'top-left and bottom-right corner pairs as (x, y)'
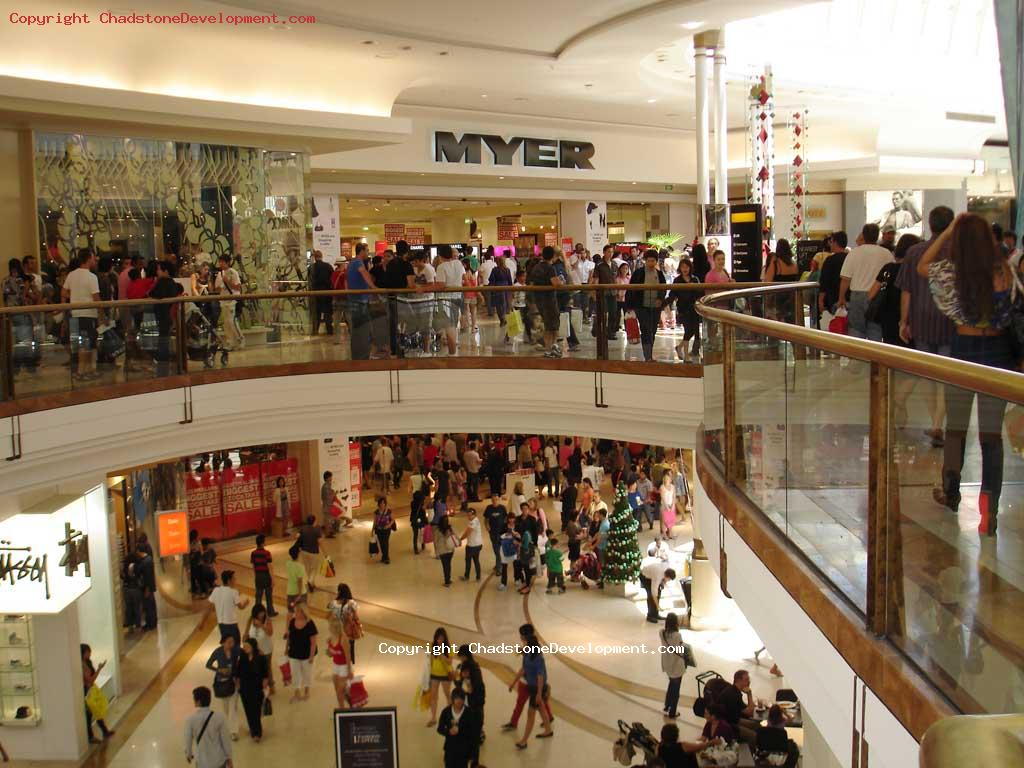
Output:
(603, 482), (641, 584)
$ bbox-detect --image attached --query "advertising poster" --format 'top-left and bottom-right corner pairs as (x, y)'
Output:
(497, 216), (520, 240)
(405, 226), (425, 246)
(543, 231), (558, 247)
(222, 464), (264, 538)
(867, 190), (923, 238)
(185, 472), (221, 540)
(334, 708), (398, 768)
(561, 237), (574, 253)
(313, 195), (341, 264)
(260, 458), (302, 526)
(585, 201), (607, 253)
(157, 511), (189, 557)
(384, 224), (406, 244)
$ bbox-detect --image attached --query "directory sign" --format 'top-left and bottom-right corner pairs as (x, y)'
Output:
(335, 707), (398, 768)
(730, 204), (764, 283)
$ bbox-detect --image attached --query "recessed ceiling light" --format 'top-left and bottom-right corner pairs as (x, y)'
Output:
(439, 50), (450, 56)
(584, 83), (594, 89)
(499, 176), (505, 180)
(481, 94), (488, 98)
(361, 39), (377, 45)
(681, 21), (704, 30)
(399, 45), (412, 51)
(632, 182), (637, 185)
(647, 98), (657, 103)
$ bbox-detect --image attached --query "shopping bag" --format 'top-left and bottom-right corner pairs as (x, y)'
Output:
(329, 495), (345, 519)
(828, 307), (848, 335)
(368, 536), (380, 556)
(279, 661), (292, 686)
(85, 684), (108, 720)
(569, 308), (584, 337)
(558, 311), (570, 340)
(422, 524), (434, 544)
(413, 686), (431, 711)
(262, 696), (273, 716)
(625, 313), (641, 344)
(99, 325), (126, 358)
(506, 309), (524, 338)
(319, 556), (336, 579)
(346, 676), (369, 708)
(819, 310), (834, 332)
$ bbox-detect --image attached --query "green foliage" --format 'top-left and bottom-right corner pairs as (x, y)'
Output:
(646, 233), (686, 251)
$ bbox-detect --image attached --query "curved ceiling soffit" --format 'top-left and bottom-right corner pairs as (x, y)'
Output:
(210, 0), (701, 60)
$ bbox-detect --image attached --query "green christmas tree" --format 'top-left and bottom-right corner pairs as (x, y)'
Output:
(603, 482), (641, 584)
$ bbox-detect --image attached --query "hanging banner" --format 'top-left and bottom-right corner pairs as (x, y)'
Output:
(349, 441), (363, 510)
(405, 226), (425, 246)
(383, 224), (406, 244)
(158, 511), (189, 557)
(313, 195), (341, 264)
(260, 458), (302, 526)
(222, 464), (264, 538)
(561, 237), (574, 254)
(543, 231), (558, 247)
(185, 472), (221, 540)
(497, 216), (521, 240)
(585, 201), (607, 254)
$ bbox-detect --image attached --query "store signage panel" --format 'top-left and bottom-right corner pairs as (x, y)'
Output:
(0, 500), (92, 614)
(434, 131), (595, 169)
(335, 707), (398, 768)
(405, 226), (425, 246)
(313, 195), (341, 264)
(158, 511), (189, 557)
(383, 224), (406, 243)
(730, 204), (764, 283)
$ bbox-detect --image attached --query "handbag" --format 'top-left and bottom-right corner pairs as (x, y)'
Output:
(262, 696), (273, 716)
(368, 536), (380, 556)
(682, 642), (697, 669)
(279, 661), (292, 686)
(213, 674), (235, 698)
(85, 684), (109, 720)
(506, 308), (524, 337)
(319, 556), (336, 579)
(828, 306), (848, 335)
(422, 524), (434, 544)
(625, 313), (641, 344)
(343, 606), (365, 639)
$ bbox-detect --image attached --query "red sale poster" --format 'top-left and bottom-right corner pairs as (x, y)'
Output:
(349, 441), (362, 510)
(260, 458), (302, 526)
(222, 463), (264, 538)
(185, 471), (222, 540)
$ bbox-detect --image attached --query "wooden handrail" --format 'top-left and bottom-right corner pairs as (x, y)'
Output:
(919, 714), (1024, 767)
(697, 282), (1024, 406)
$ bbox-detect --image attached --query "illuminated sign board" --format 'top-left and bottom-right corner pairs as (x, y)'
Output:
(433, 131), (595, 169)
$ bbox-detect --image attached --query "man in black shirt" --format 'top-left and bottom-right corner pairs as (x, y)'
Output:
(560, 479), (578, 531)
(718, 669), (758, 745)
(148, 260), (184, 376)
(527, 246), (564, 358)
(483, 493), (508, 575)
(817, 230), (849, 320)
(309, 249), (335, 335)
(591, 244), (619, 340)
(384, 240), (416, 356)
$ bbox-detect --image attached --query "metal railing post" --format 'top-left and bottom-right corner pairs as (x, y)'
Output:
(867, 361), (891, 635)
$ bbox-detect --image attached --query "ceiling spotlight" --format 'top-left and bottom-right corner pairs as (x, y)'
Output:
(584, 83), (594, 89)
(499, 176), (505, 180)
(647, 98), (657, 103)
(399, 45), (412, 51)
(481, 94), (488, 98)
(632, 181), (637, 185)
(681, 21), (704, 30)
(361, 39), (377, 45)
(438, 50), (450, 56)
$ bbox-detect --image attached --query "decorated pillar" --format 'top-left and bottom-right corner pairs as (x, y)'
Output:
(788, 110), (808, 241)
(748, 66), (775, 241)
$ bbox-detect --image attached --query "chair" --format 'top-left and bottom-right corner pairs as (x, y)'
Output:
(775, 689), (797, 702)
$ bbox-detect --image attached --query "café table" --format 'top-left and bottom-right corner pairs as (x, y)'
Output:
(696, 743), (755, 767)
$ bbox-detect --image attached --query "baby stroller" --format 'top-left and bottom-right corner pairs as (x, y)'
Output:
(185, 306), (229, 368)
(570, 551), (602, 589)
(613, 720), (659, 767)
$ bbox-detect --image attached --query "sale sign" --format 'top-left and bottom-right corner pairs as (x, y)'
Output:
(384, 223), (406, 243)
(544, 231), (558, 247)
(158, 511), (189, 556)
(185, 472), (221, 540)
(405, 226), (425, 245)
(349, 441), (362, 510)
(497, 217), (520, 240)
(222, 464), (264, 538)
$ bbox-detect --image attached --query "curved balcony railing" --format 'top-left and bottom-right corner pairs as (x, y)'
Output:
(0, 282), (756, 410)
(695, 282), (1024, 740)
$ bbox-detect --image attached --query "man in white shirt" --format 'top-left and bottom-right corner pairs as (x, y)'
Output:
(374, 440), (395, 492)
(462, 441), (482, 501)
(214, 254), (245, 350)
(640, 545), (676, 623)
(478, 248), (497, 316)
(459, 507), (484, 581)
(184, 686), (233, 768)
(62, 249), (101, 379)
(431, 245), (466, 355)
(208, 570), (248, 647)
(838, 223), (892, 341)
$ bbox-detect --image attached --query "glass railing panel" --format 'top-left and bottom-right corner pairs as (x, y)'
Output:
(889, 371), (1024, 714)
(734, 293), (789, 528)
(702, 311), (725, 466)
(782, 341), (871, 613)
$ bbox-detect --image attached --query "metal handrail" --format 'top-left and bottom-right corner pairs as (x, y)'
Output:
(697, 282), (1024, 406)
(919, 714), (1024, 767)
(0, 281), (765, 316)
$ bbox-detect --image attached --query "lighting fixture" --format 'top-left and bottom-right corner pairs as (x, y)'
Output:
(632, 181), (637, 185)
(362, 226), (369, 231)
(499, 176), (505, 180)
(681, 21), (704, 30)
(361, 40), (377, 45)
(481, 94), (488, 99)
(647, 98), (657, 103)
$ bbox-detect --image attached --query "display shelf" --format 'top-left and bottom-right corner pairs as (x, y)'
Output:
(0, 617), (38, 727)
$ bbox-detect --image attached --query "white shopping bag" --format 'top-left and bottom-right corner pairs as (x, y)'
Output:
(558, 312), (570, 340)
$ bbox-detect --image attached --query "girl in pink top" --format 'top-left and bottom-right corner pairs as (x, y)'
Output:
(705, 250), (734, 284)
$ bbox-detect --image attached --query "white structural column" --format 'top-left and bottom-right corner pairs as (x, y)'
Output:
(694, 42), (711, 205)
(713, 40), (728, 204)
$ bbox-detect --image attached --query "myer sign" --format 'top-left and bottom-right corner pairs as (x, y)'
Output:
(434, 131), (595, 169)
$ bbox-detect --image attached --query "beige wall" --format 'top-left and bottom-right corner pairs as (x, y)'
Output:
(0, 128), (31, 278)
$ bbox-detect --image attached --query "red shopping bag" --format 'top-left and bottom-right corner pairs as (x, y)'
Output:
(625, 314), (641, 344)
(279, 661), (292, 686)
(422, 524), (434, 544)
(828, 307), (848, 335)
(330, 495), (345, 519)
(347, 676), (369, 708)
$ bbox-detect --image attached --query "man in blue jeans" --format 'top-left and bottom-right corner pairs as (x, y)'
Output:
(346, 242), (376, 360)
(838, 223), (892, 341)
